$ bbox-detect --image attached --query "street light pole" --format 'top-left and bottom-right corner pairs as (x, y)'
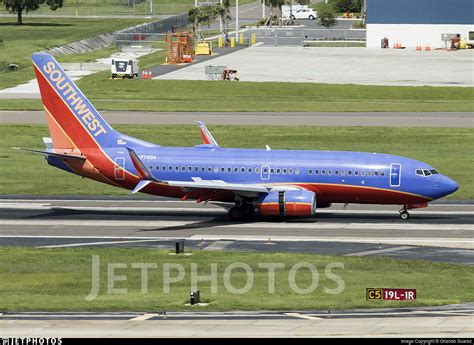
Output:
(262, 0), (265, 19)
(235, 0), (239, 40)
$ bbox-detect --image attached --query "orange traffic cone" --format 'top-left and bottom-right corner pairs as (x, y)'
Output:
(425, 45), (431, 51)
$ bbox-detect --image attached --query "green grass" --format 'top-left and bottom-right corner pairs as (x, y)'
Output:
(0, 125), (472, 198)
(0, 0), (256, 17)
(1, 82), (472, 112)
(55, 45), (121, 64)
(0, 247), (472, 311)
(0, 17), (148, 90)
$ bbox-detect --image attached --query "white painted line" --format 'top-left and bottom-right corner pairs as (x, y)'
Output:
(130, 313), (159, 321)
(285, 313), (322, 320)
(0, 219), (472, 231)
(413, 310), (474, 317)
(203, 240), (234, 251)
(36, 239), (165, 249)
(345, 245), (413, 257)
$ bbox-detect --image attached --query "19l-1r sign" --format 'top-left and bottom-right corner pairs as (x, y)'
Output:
(366, 288), (417, 301)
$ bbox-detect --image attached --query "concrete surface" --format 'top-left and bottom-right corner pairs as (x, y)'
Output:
(154, 46), (474, 87)
(1, 111), (473, 127)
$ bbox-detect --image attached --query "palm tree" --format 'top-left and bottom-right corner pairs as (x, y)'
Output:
(267, 0), (285, 27)
(214, 0), (232, 36)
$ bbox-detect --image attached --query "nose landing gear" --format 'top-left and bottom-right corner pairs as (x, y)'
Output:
(399, 206), (410, 220)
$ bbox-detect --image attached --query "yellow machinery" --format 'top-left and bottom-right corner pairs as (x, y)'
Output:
(195, 41), (212, 55)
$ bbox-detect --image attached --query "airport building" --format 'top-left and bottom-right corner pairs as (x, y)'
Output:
(366, 0), (474, 48)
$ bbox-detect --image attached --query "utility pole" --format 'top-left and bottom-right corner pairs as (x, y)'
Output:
(262, 0), (265, 19)
(235, 0), (239, 40)
(150, 0), (153, 17)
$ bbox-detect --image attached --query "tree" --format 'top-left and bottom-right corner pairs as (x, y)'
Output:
(214, 0), (231, 36)
(331, 0), (361, 13)
(267, 0), (284, 27)
(318, 6), (336, 29)
(1, 0), (63, 25)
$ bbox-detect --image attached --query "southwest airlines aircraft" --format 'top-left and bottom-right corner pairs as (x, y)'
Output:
(19, 53), (459, 220)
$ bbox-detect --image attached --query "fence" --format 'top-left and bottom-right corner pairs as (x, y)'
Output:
(246, 27), (365, 46)
(114, 13), (191, 48)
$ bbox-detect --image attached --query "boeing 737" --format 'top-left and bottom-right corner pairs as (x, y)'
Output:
(17, 53), (459, 220)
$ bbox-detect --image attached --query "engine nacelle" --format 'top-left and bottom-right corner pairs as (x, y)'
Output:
(256, 190), (316, 217)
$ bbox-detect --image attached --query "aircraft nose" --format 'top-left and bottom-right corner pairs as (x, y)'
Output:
(442, 176), (459, 196)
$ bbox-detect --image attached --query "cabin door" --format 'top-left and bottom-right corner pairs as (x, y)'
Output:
(390, 163), (401, 187)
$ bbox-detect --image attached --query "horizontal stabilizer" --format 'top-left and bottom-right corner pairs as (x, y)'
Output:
(131, 180), (153, 194)
(12, 147), (86, 161)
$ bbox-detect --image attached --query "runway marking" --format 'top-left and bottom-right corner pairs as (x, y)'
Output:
(285, 313), (322, 320)
(345, 245), (413, 257)
(203, 240), (234, 251)
(130, 313), (159, 321)
(36, 239), (165, 249)
(0, 219), (472, 231)
(413, 310), (474, 317)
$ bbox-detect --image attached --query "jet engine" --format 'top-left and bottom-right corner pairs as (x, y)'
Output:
(256, 189), (316, 217)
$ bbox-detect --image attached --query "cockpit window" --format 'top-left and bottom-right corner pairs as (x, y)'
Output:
(416, 169), (423, 176)
(423, 169), (431, 176)
(430, 169), (439, 174)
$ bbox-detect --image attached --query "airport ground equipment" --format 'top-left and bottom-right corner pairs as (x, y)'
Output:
(195, 41), (212, 55)
(111, 59), (139, 79)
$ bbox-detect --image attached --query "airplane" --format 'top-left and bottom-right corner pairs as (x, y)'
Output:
(17, 53), (459, 221)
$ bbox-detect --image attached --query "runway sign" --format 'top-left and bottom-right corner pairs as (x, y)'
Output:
(366, 288), (416, 301)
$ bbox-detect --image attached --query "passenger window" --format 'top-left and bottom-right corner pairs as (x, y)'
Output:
(168, 166), (173, 171)
(234, 167), (239, 173)
(155, 166), (159, 171)
(256, 167), (261, 173)
(328, 170), (332, 175)
(354, 171), (359, 176)
(367, 171), (372, 176)
(201, 166), (205, 172)
(162, 166), (166, 171)
(380, 171), (385, 177)
(308, 169), (313, 175)
(276, 168), (281, 174)
(321, 170), (326, 175)
(341, 170), (345, 176)
(248, 167), (252, 173)
(181, 166), (186, 172)
(241, 167), (246, 173)
(374, 171), (379, 176)
(228, 167), (232, 173)
(335, 170), (339, 176)
(214, 167), (219, 173)
(295, 168), (300, 175)
(270, 168), (275, 174)
(188, 166), (192, 172)
(208, 167), (212, 172)
(289, 168), (293, 175)
(221, 167), (225, 172)
(361, 171), (365, 176)
(347, 170), (352, 176)
(175, 166), (179, 171)
(149, 166), (153, 170)
(315, 169), (319, 175)
(194, 166), (199, 172)
(282, 168), (286, 174)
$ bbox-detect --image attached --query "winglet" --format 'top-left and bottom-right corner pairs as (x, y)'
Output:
(195, 121), (219, 147)
(126, 147), (158, 181)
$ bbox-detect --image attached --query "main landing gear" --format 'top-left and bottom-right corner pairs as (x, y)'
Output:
(228, 203), (255, 221)
(399, 205), (410, 220)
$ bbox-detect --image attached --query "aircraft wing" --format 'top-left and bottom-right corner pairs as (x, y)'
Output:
(195, 121), (219, 147)
(127, 147), (269, 196)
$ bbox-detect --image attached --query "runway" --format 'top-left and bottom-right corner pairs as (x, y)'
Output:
(1, 110), (473, 127)
(1, 304), (473, 337)
(0, 198), (472, 264)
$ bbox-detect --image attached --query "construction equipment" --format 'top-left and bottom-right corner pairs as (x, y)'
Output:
(195, 41), (212, 55)
(166, 30), (194, 64)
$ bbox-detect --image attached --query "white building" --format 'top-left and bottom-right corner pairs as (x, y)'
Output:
(366, 0), (474, 48)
